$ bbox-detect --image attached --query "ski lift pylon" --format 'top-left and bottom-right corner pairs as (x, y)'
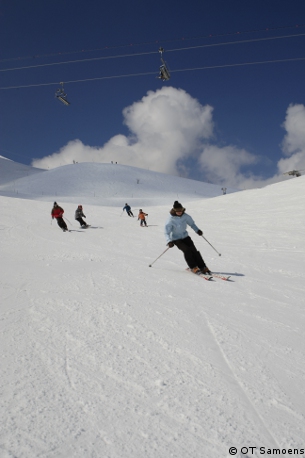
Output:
(55, 82), (70, 105)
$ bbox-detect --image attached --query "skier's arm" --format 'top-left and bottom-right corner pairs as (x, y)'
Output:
(164, 220), (173, 244)
(186, 214), (200, 233)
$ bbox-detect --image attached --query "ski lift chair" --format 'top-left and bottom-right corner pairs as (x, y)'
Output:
(159, 64), (171, 80)
(158, 47), (171, 81)
(55, 82), (70, 105)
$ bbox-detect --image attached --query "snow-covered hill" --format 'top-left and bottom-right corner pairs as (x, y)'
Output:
(0, 160), (232, 206)
(1, 159), (304, 458)
(0, 155), (43, 185)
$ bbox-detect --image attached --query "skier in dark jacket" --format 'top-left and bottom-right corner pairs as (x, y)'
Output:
(164, 201), (211, 274)
(123, 203), (134, 217)
(75, 205), (89, 228)
(51, 202), (68, 232)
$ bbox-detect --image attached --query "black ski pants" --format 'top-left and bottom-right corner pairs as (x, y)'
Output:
(173, 236), (206, 270)
(76, 217), (86, 226)
(56, 217), (68, 231)
(127, 210), (134, 217)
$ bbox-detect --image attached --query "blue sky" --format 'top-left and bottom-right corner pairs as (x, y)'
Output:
(1, 0), (305, 187)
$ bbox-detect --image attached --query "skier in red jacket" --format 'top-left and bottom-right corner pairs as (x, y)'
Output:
(51, 202), (68, 231)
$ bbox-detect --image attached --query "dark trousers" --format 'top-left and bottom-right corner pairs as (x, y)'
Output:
(173, 236), (206, 269)
(127, 210), (134, 217)
(76, 217), (86, 226)
(56, 217), (68, 230)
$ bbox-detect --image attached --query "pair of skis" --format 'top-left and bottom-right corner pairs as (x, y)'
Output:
(186, 268), (231, 281)
(62, 225), (91, 232)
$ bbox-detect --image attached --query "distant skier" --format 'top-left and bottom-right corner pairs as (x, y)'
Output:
(123, 203), (134, 217)
(164, 201), (211, 274)
(138, 209), (148, 227)
(75, 205), (89, 228)
(51, 202), (68, 232)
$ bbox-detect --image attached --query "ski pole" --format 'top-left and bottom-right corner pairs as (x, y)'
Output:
(149, 247), (170, 267)
(201, 235), (221, 256)
(64, 216), (72, 226)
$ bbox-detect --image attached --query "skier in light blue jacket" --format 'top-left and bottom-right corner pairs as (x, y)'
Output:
(164, 201), (211, 274)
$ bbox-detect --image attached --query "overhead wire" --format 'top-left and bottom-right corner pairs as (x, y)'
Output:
(1, 32), (305, 73)
(0, 50), (156, 72)
(0, 23), (304, 63)
(1, 56), (305, 90)
(173, 56), (305, 73)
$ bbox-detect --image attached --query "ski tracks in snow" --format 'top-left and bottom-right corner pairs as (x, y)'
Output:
(204, 313), (280, 450)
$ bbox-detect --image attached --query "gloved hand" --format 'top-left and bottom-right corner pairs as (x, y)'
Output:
(197, 229), (203, 236)
(167, 241), (174, 248)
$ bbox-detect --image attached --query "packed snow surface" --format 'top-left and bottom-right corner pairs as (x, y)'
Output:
(1, 160), (304, 458)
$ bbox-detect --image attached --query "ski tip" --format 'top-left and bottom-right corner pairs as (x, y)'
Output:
(211, 273), (231, 281)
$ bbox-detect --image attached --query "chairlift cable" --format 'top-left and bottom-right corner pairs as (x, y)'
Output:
(1, 32), (305, 73)
(172, 56), (305, 73)
(0, 51), (157, 72)
(1, 56), (305, 90)
(0, 71), (158, 89)
(166, 32), (305, 54)
(1, 23), (304, 64)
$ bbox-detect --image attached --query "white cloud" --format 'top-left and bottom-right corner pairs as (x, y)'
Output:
(32, 87), (214, 175)
(277, 103), (305, 174)
(198, 145), (258, 188)
(32, 88), (305, 188)
(196, 103), (305, 188)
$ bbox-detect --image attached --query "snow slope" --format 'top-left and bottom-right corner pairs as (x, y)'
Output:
(0, 155), (43, 185)
(1, 161), (304, 458)
(0, 161), (230, 206)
